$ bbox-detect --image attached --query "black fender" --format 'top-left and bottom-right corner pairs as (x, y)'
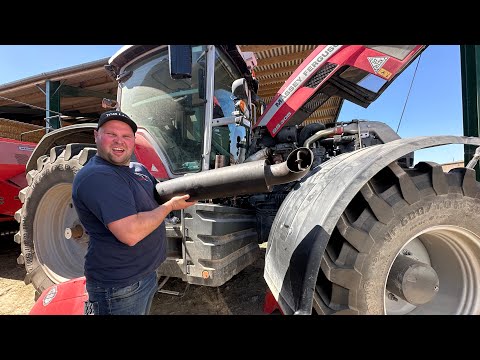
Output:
(264, 135), (480, 315)
(26, 124), (97, 173)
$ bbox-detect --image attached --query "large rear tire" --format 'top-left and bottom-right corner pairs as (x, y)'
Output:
(15, 144), (96, 298)
(315, 162), (480, 314)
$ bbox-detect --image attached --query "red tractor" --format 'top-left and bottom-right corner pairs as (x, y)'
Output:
(22, 45), (480, 315)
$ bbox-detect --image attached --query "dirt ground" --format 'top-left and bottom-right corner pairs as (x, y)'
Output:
(0, 239), (269, 315)
(0, 239), (36, 315)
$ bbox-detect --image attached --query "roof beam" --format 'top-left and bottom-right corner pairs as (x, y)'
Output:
(304, 115), (337, 122)
(256, 64), (298, 78)
(0, 67), (108, 95)
(258, 85), (282, 95)
(77, 75), (113, 88)
(258, 91), (281, 98)
(65, 104), (104, 114)
(256, 49), (313, 68)
(60, 84), (115, 100)
(60, 110), (102, 119)
(307, 105), (340, 112)
(259, 77), (290, 88)
(0, 83), (116, 108)
(61, 100), (103, 111)
(0, 106), (44, 115)
(239, 45), (284, 53)
(0, 72), (112, 104)
(258, 78), (291, 87)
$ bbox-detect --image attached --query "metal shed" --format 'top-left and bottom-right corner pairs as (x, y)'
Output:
(0, 45), (342, 128)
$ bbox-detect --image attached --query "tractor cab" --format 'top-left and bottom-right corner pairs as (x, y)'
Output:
(108, 45), (255, 178)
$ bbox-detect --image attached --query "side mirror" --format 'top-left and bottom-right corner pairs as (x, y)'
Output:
(102, 98), (118, 109)
(168, 45), (192, 79)
(231, 78), (248, 101)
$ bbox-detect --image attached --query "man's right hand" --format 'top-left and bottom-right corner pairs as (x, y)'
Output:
(165, 194), (196, 212)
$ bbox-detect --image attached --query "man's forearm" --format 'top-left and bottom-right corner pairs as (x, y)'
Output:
(108, 203), (172, 246)
(135, 203), (172, 235)
(108, 194), (195, 246)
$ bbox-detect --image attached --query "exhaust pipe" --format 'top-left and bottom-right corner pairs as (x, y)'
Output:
(155, 147), (314, 203)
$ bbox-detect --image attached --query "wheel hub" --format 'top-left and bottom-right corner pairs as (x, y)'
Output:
(385, 226), (480, 315)
(386, 254), (439, 305)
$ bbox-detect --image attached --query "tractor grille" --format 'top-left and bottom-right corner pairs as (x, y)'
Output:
(302, 92), (330, 112)
(304, 63), (337, 89)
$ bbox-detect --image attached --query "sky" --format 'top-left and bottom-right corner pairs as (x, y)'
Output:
(0, 45), (123, 84)
(0, 45), (466, 165)
(337, 45), (464, 165)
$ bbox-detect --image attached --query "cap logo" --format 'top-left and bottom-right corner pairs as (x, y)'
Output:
(98, 110), (137, 133)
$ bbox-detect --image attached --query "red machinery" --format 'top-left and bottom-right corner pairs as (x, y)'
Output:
(29, 277), (88, 315)
(0, 137), (35, 222)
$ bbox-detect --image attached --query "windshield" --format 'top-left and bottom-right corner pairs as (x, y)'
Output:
(119, 46), (207, 174)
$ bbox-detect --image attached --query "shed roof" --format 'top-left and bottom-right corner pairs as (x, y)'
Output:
(0, 45), (342, 127)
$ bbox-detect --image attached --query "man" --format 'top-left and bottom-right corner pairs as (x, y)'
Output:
(72, 110), (195, 315)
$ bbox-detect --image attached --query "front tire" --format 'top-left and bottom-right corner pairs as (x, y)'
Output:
(15, 145), (96, 297)
(315, 162), (480, 314)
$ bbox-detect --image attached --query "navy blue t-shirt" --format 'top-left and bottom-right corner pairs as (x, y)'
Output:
(72, 155), (166, 288)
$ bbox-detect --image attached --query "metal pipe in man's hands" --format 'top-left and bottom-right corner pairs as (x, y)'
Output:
(155, 147), (313, 203)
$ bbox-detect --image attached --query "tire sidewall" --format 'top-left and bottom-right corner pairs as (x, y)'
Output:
(359, 192), (480, 314)
(20, 157), (79, 290)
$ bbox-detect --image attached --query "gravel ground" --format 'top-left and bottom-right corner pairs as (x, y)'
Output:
(0, 240), (270, 315)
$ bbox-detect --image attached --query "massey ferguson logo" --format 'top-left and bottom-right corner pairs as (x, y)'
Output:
(368, 56), (389, 73)
(43, 285), (58, 306)
(257, 45), (342, 127)
(280, 45), (340, 100)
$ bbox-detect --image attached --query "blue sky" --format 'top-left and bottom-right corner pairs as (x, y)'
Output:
(337, 45), (464, 165)
(0, 45), (123, 84)
(0, 45), (465, 164)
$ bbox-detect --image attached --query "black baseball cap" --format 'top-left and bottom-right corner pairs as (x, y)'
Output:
(97, 110), (137, 133)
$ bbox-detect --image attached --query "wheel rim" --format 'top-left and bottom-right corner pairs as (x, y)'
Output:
(385, 225), (480, 315)
(33, 183), (87, 283)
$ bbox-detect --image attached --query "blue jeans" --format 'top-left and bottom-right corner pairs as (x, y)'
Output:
(86, 271), (158, 315)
